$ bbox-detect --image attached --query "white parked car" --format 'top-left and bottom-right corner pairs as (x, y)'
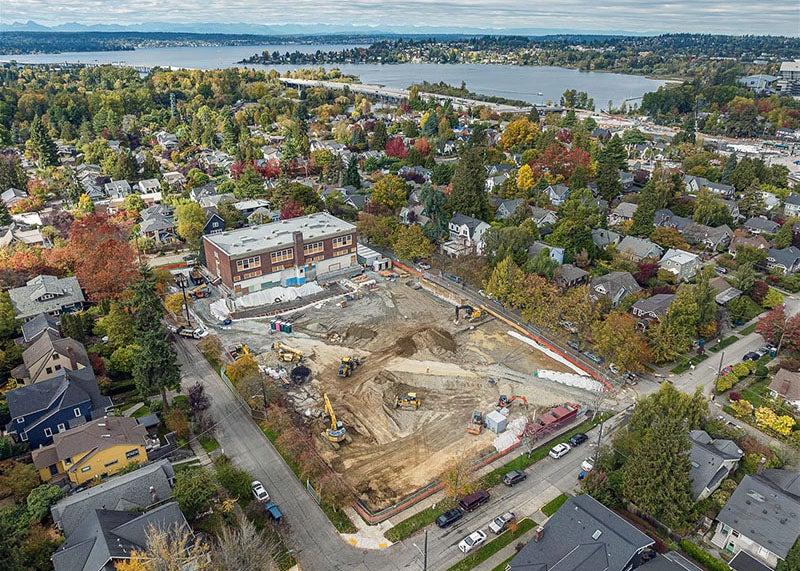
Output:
(251, 480), (270, 502)
(549, 443), (572, 459)
(581, 459), (595, 472)
(488, 512), (516, 534)
(458, 530), (488, 554)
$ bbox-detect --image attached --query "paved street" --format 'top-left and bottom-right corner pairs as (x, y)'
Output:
(175, 336), (622, 570)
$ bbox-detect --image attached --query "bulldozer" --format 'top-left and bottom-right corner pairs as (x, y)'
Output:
(466, 410), (484, 435)
(498, 394), (529, 409)
(454, 304), (482, 324)
(190, 284), (211, 299)
(272, 341), (303, 363)
(337, 356), (361, 378)
(394, 392), (421, 410)
(321, 393), (351, 450)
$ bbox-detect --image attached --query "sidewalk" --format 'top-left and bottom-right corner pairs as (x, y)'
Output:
(475, 516), (551, 571)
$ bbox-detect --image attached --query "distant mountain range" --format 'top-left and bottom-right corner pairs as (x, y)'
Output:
(0, 20), (646, 37)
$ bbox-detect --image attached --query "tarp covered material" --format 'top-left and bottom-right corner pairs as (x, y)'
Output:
(492, 417), (528, 452)
(537, 369), (605, 393)
(508, 330), (589, 376)
(209, 299), (232, 320)
(235, 282), (324, 309)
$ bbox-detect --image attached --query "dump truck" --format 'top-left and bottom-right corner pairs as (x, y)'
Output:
(394, 392), (421, 410)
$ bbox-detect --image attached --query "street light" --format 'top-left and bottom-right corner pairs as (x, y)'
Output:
(412, 530), (428, 571)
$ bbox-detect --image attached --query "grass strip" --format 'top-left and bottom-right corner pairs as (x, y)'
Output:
(540, 493), (569, 517)
(491, 556), (514, 571)
(739, 323), (757, 335)
(679, 540), (729, 571)
(385, 498), (457, 542)
(446, 518), (537, 571)
(199, 435), (220, 453)
(709, 335), (739, 352)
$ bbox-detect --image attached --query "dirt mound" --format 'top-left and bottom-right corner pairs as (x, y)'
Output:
(391, 327), (457, 358)
(345, 325), (377, 342)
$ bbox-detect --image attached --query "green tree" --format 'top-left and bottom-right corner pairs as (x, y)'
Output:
(484, 225), (536, 267)
(484, 256), (525, 303)
(371, 120), (388, 150)
(28, 115), (57, 167)
(0, 292), (17, 340)
(133, 328), (180, 408)
(550, 187), (600, 262)
(25, 484), (64, 522)
(233, 165), (265, 199)
(343, 156), (361, 189)
(525, 247), (559, 278)
(420, 184), (448, 240)
(738, 181), (765, 217)
(630, 170), (675, 236)
(596, 153), (622, 201)
(777, 538), (800, 571)
(217, 200), (244, 229)
(693, 188), (732, 226)
(0, 201), (11, 227)
(592, 312), (650, 372)
(370, 174), (407, 212)
(392, 225), (434, 261)
(731, 263), (757, 294)
(97, 303), (136, 349)
(175, 201), (206, 248)
(173, 467), (218, 520)
(449, 147), (489, 220)
(602, 135), (627, 170)
(109, 344), (142, 376)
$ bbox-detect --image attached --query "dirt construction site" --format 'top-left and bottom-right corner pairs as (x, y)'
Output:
(216, 276), (600, 509)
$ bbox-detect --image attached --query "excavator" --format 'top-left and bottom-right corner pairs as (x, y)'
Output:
(338, 356), (361, 378)
(498, 394), (529, 409)
(321, 393), (351, 450)
(454, 304), (482, 324)
(394, 392), (421, 410)
(466, 410), (484, 435)
(272, 341), (303, 363)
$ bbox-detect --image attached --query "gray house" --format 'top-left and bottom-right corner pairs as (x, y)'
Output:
(617, 235), (664, 262)
(631, 294), (675, 323)
(8, 275), (85, 321)
(744, 217), (780, 235)
(509, 494), (654, 571)
(766, 246), (800, 274)
(590, 271), (642, 307)
(688, 430), (743, 501)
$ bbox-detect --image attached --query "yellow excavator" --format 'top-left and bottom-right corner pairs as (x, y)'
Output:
(338, 356), (361, 378)
(272, 341), (303, 363)
(394, 392), (421, 410)
(322, 393), (351, 449)
(454, 304), (482, 324)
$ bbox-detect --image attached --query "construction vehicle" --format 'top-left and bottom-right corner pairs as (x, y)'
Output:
(498, 394), (529, 409)
(394, 392), (421, 410)
(338, 356), (361, 378)
(466, 410), (484, 435)
(321, 393), (351, 449)
(189, 265), (204, 286)
(189, 284), (210, 299)
(454, 304), (482, 323)
(272, 341), (303, 363)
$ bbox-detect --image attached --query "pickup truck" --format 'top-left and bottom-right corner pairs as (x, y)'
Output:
(264, 501), (283, 523)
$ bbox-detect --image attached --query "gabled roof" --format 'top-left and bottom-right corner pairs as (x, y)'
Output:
(632, 294), (675, 317)
(52, 460), (175, 535)
(508, 495), (654, 571)
(618, 236), (663, 259)
(22, 331), (90, 380)
(767, 245), (800, 269)
(21, 312), (59, 343)
(450, 213), (487, 232)
(744, 217), (780, 233)
(688, 430), (742, 500)
(8, 275), (85, 320)
(769, 369), (800, 401)
(6, 367), (108, 422)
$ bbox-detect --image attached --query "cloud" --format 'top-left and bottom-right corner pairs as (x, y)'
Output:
(2, 0), (799, 35)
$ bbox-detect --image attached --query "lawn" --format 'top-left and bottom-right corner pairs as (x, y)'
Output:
(671, 353), (710, 374)
(540, 493), (569, 517)
(131, 404), (151, 418)
(199, 434), (220, 453)
(739, 323), (758, 335)
(386, 413), (611, 542)
(709, 335), (739, 353)
(740, 379), (770, 409)
(446, 518), (536, 571)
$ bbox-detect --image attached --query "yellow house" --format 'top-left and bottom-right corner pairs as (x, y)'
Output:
(32, 416), (150, 485)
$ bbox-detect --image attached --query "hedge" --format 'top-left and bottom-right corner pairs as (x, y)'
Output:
(679, 540), (729, 571)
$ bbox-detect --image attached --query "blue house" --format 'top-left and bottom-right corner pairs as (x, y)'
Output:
(5, 368), (112, 449)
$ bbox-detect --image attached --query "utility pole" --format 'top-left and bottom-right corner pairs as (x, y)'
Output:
(716, 350), (725, 377)
(593, 420), (604, 467)
(423, 529), (428, 571)
(176, 274), (192, 326)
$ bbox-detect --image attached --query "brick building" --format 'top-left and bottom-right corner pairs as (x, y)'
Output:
(202, 212), (358, 295)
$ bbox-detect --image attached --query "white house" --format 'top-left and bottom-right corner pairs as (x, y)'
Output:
(659, 248), (702, 281)
(442, 213), (490, 258)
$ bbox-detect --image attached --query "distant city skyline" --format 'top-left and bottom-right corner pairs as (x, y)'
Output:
(2, 0), (799, 37)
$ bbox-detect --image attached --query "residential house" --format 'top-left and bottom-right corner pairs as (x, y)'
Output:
(609, 202), (638, 227)
(140, 212), (176, 244)
(592, 127), (612, 142)
(659, 248), (701, 281)
(590, 271), (642, 307)
(785, 194), (800, 217)
(12, 330), (91, 385)
(617, 236), (663, 262)
(729, 233), (771, 257)
(619, 170), (636, 192)
(592, 228), (622, 249)
(684, 175), (735, 198)
(495, 198), (525, 220)
(631, 294), (675, 323)
(8, 275), (85, 321)
(162, 171), (185, 189)
(768, 369), (800, 411)
(722, 199), (741, 221)
(248, 207), (280, 225)
(136, 179), (160, 194)
(104, 180), (131, 200)
(554, 264), (589, 289)
(744, 217), (780, 235)
(766, 246), (800, 274)
(442, 213), (490, 258)
(346, 194), (368, 211)
(51, 502), (189, 571)
(508, 494), (655, 571)
(1, 186), (27, 208)
(710, 276), (743, 306)
(32, 416), (153, 485)
(51, 459), (175, 534)
(711, 469), (800, 569)
(5, 369), (112, 448)
(485, 172), (510, 192)
(529, 206), (558, 228)
(154, 130), (179, 150)
(0, 223), (47, 248)
(654, 209), (732, 250)
(763, 191), (782, 212)
(529, 241), (565, 265)
(188, 182), (217, 203)
(546, 183), (571, 206)
(202, 210), (226, 235)
(21, 313), (59, 343)
(198, 192), (236, 209)
(689, 430), (743, 501)
(233, 198), (272, 218)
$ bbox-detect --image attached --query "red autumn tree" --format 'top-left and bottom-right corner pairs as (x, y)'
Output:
(531, 143), (592, 182)
(413, 137), (431, 156)
(756, 305), (786, 346)
(280, 199), (304, 220)
(385, 136), (408, 159)
(68, 213), (137, 302)
(779, 314), (800, 354)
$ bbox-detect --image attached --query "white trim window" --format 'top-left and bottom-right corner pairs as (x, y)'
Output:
(44, 427), (53, 437)
(332, 235), (353, 249)
(57, 423), (66, 432)
(74, 408), (82, 418)
(236, 256), (262, 272)
(20, 432), (28, 442)
(269, 248), (294, 264)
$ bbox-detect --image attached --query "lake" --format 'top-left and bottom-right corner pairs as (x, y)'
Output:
(4, 44), (666, 108)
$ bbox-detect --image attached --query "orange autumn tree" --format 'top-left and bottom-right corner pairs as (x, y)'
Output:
(68, 213), (137, 302)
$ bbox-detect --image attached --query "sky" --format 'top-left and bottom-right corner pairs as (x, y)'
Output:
(2, 0), (799, 36)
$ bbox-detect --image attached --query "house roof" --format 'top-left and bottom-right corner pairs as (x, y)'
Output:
(450, 213), (487, 232)
(618, 236), (663, 260)
(688, 430), (743, 500)
(21, 312), (59, 343)
(51, 502), (188, 571)
(52, 460), (175, 535)
(21, 331), (91, 380)
(6, 368), (109, 423)
(140, 214), (175, 233)
(555, 264), (589, 283)
(612, 202), (638, 219)
(745, 217), (780, 233)
(728, 550), (774, 571)
(716, 469), (800, 559)
(8, 275), (85, 320)
(592, 228), (621, 247)
(769, 369), (800, 401)
(508, 494), (654, 571)
(785, 194), (800, 206)
(632, 294), (675, 317)
(640, 553), (703, 571)
(591, 271), (642, 300)
(32, 416), (148, 470)
(660, 248), (699, 268)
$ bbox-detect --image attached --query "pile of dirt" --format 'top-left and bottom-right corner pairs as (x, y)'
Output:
(390, 327), (457, 358)
(344, 325), (377, 342)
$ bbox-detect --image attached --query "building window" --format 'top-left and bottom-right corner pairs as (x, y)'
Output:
(54, 364), (62, 371)
(74, 408), (82, 418)
(46, 367), (52, 374)
(57, 423), (66, 432)
(20, 432), (28, 441)
(81, 466), (91, 473)
(64, 457), (71, 465)
(236, 256), (262, 272)
(44, 427), (53, 437)
(15, 417), (23, 424)
(104, 459), (119, 468)
(242, 270), (262, 280)
(332, 235), (353, 249)
(303, 241), (324, 255)
(52, 354), (59, 361)
(270, 248), (294, 264)
(125, 449), (140, 459)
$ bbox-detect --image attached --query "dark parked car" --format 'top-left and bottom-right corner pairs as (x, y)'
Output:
(569, 433), (589, 447)
(435, 508), (464, 528)
(459, 490), (490, 512)
(743, 352), (760, 361)
(502, 470), (527, 486)
(583, 351), (603, 364)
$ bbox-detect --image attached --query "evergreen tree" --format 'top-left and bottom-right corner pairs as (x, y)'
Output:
(448, 147), (489, 219)
(602, 135), (627, 170)
(0, 202), (11, 226)
(0, 154), (28, 192)
(596, 154), (622, 201)
(28, 115), (58, 167)
(129, 266), (164, 334)
(420, 184), (448, 240)
(630, 170), (674, 236)
(738, 181), (765, 217)
(371, 121), (388, 150)
(343, 156), (361, 189)
(528, 106), (540, 123)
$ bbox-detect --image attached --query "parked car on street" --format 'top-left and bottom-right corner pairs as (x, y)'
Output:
(502, 470), (527, 486)
(742, 351), (760, 361)
(458, 530), (488, 553)
(569, 433), (588, 447)
(549, 443), (571, 459)
(459, 489), (490, 512)
(488, 512), (516, 534)
(583, 351), (603, 364)
(251, 481), (269, 502)
(435, 508), (464, 528)
(264, 501), (283, 522)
